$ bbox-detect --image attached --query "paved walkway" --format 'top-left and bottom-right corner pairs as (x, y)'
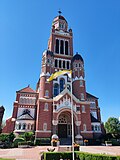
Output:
(0, 146), (57, 160)
(80, 146), (120, 156)
(0, 146), (120, 160)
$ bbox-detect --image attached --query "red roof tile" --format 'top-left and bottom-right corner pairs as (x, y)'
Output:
(17, 86), (36, 93)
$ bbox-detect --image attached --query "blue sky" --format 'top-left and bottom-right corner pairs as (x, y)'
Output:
(0, 0), (120, 122)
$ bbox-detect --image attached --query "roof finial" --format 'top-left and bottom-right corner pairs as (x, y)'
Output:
(58, 9), (62, 15)
(28, 84), (30, 87)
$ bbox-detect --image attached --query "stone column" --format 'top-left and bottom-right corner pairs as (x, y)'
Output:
(52, 120), (58, 135)
(75, 121), (81, 135)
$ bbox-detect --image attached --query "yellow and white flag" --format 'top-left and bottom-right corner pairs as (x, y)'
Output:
(47, 70), (72, 82)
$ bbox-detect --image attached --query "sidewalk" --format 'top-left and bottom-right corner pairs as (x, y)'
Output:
(0, 146), (120, 160)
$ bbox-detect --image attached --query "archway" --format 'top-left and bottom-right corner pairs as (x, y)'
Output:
(58, 112), (72, 138)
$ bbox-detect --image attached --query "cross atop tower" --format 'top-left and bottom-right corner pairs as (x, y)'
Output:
(58, 9), (62, 15)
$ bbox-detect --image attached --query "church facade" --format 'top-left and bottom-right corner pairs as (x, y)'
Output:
(3, 14), (103, 141)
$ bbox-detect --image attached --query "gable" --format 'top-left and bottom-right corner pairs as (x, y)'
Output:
(53, 88), (80, 103)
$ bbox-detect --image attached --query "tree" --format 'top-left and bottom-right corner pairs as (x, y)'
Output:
(8, 132), (15, 143)
(22, 132), (34, 141)
(105, 117), (120, 138)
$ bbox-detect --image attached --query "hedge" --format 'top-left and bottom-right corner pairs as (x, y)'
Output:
(43, 152), (72, 160)
(18, 141), (29, 146)
(76, 152), (119, 160)
(13, 138), (25, 147)
(43, 152), (120, 160)
(35, 138), (51, 146)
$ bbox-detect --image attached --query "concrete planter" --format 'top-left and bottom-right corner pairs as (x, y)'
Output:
(18, 145), (30, 148)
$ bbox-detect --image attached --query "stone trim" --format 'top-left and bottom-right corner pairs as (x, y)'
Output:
(35, 130), (51, 133)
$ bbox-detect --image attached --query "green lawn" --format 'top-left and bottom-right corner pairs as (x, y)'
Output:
(0, 158), (15, 160)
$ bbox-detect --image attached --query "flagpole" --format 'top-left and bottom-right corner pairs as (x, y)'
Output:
(71, 76), (74, 160)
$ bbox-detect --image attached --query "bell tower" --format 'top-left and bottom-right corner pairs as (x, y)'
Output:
(48, 12), (73, 59)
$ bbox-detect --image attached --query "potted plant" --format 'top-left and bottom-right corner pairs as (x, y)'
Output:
(105, 141), (112, 146)
(84, 139), (88, 146)
(74, 143), (79, 151)
(51, 138), (59, 147)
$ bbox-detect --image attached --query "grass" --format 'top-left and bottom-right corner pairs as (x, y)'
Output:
(0, 158), (15, 160)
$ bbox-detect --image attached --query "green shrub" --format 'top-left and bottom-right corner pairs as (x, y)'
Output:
(110, 139), (120, 146)
(117, 157), (120, 160)
(0, 133), (15, 148)
(18, 141), (34, 146)
(13, 138), (25, 147)
(27, 141), (34, 146)
(35, 138), (51, 146)
(76, 152), (119, 160)
(23, 132), (34, 141)
(43, 152), (120, 160)
(105, 141), (112, 144)
(0, 134), (9, 142)
(0, 158), (15, 160)
(18, 141), (29, 146)
(8, 132), (15, 143)
(44, 152), (72, 160)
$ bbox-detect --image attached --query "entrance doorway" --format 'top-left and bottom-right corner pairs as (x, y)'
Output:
(58, 113), (72, 138)
(58, 124), (67, 138)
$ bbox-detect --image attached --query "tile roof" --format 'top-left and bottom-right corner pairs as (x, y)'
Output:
(91, 114), (100, 122)
(86, 92), (98, 99)
(17, 86), (36, 94)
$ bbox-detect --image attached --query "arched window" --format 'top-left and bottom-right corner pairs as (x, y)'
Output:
(59, 60), (61, 68)
(23, 98), (25, 104)
(59, 115), (67, 124)
(15, 124), (18, 130)
(18, 123), (21, 130)
(28, 124), (31, 130)
(80, 80), (83, 86)
(95, 125), (98, 131)
(45, 90), (49, 97)
(82, 105), (85, 113)
(81, 93), (84, 100)
(83, 124), (87, 131)
(60, 40), (64, 54)
(47, 58), (50, 63)
(43, 123), (47, 131)
(54, 83), (59, 96)
(55, 39), (59, 53)
(32, 99), (35, 104)
(54, 105), (57, 110)
(98, 125), (100, 131)
(63, 60), (65, 68)
(31, 124), (34, 130)
(27, 98), (30, 104)
(55, 59), (58, 67)
(29, 99), (32, 104)
(60, 78), (65, 92)
(65, 41), (68, 55)
(67, 61), (69, 69)
(23, 123), (26, 130)
(20, 98), (23, 104)
(44, 103), (48, 111)
(92, 125), (94, 131)
(25, 98), (27, 104)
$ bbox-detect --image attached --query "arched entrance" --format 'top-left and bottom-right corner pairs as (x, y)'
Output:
(58, 112), (72, 138)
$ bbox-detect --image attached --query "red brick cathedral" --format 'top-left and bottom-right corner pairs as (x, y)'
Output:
(3, 13), (103, 143)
